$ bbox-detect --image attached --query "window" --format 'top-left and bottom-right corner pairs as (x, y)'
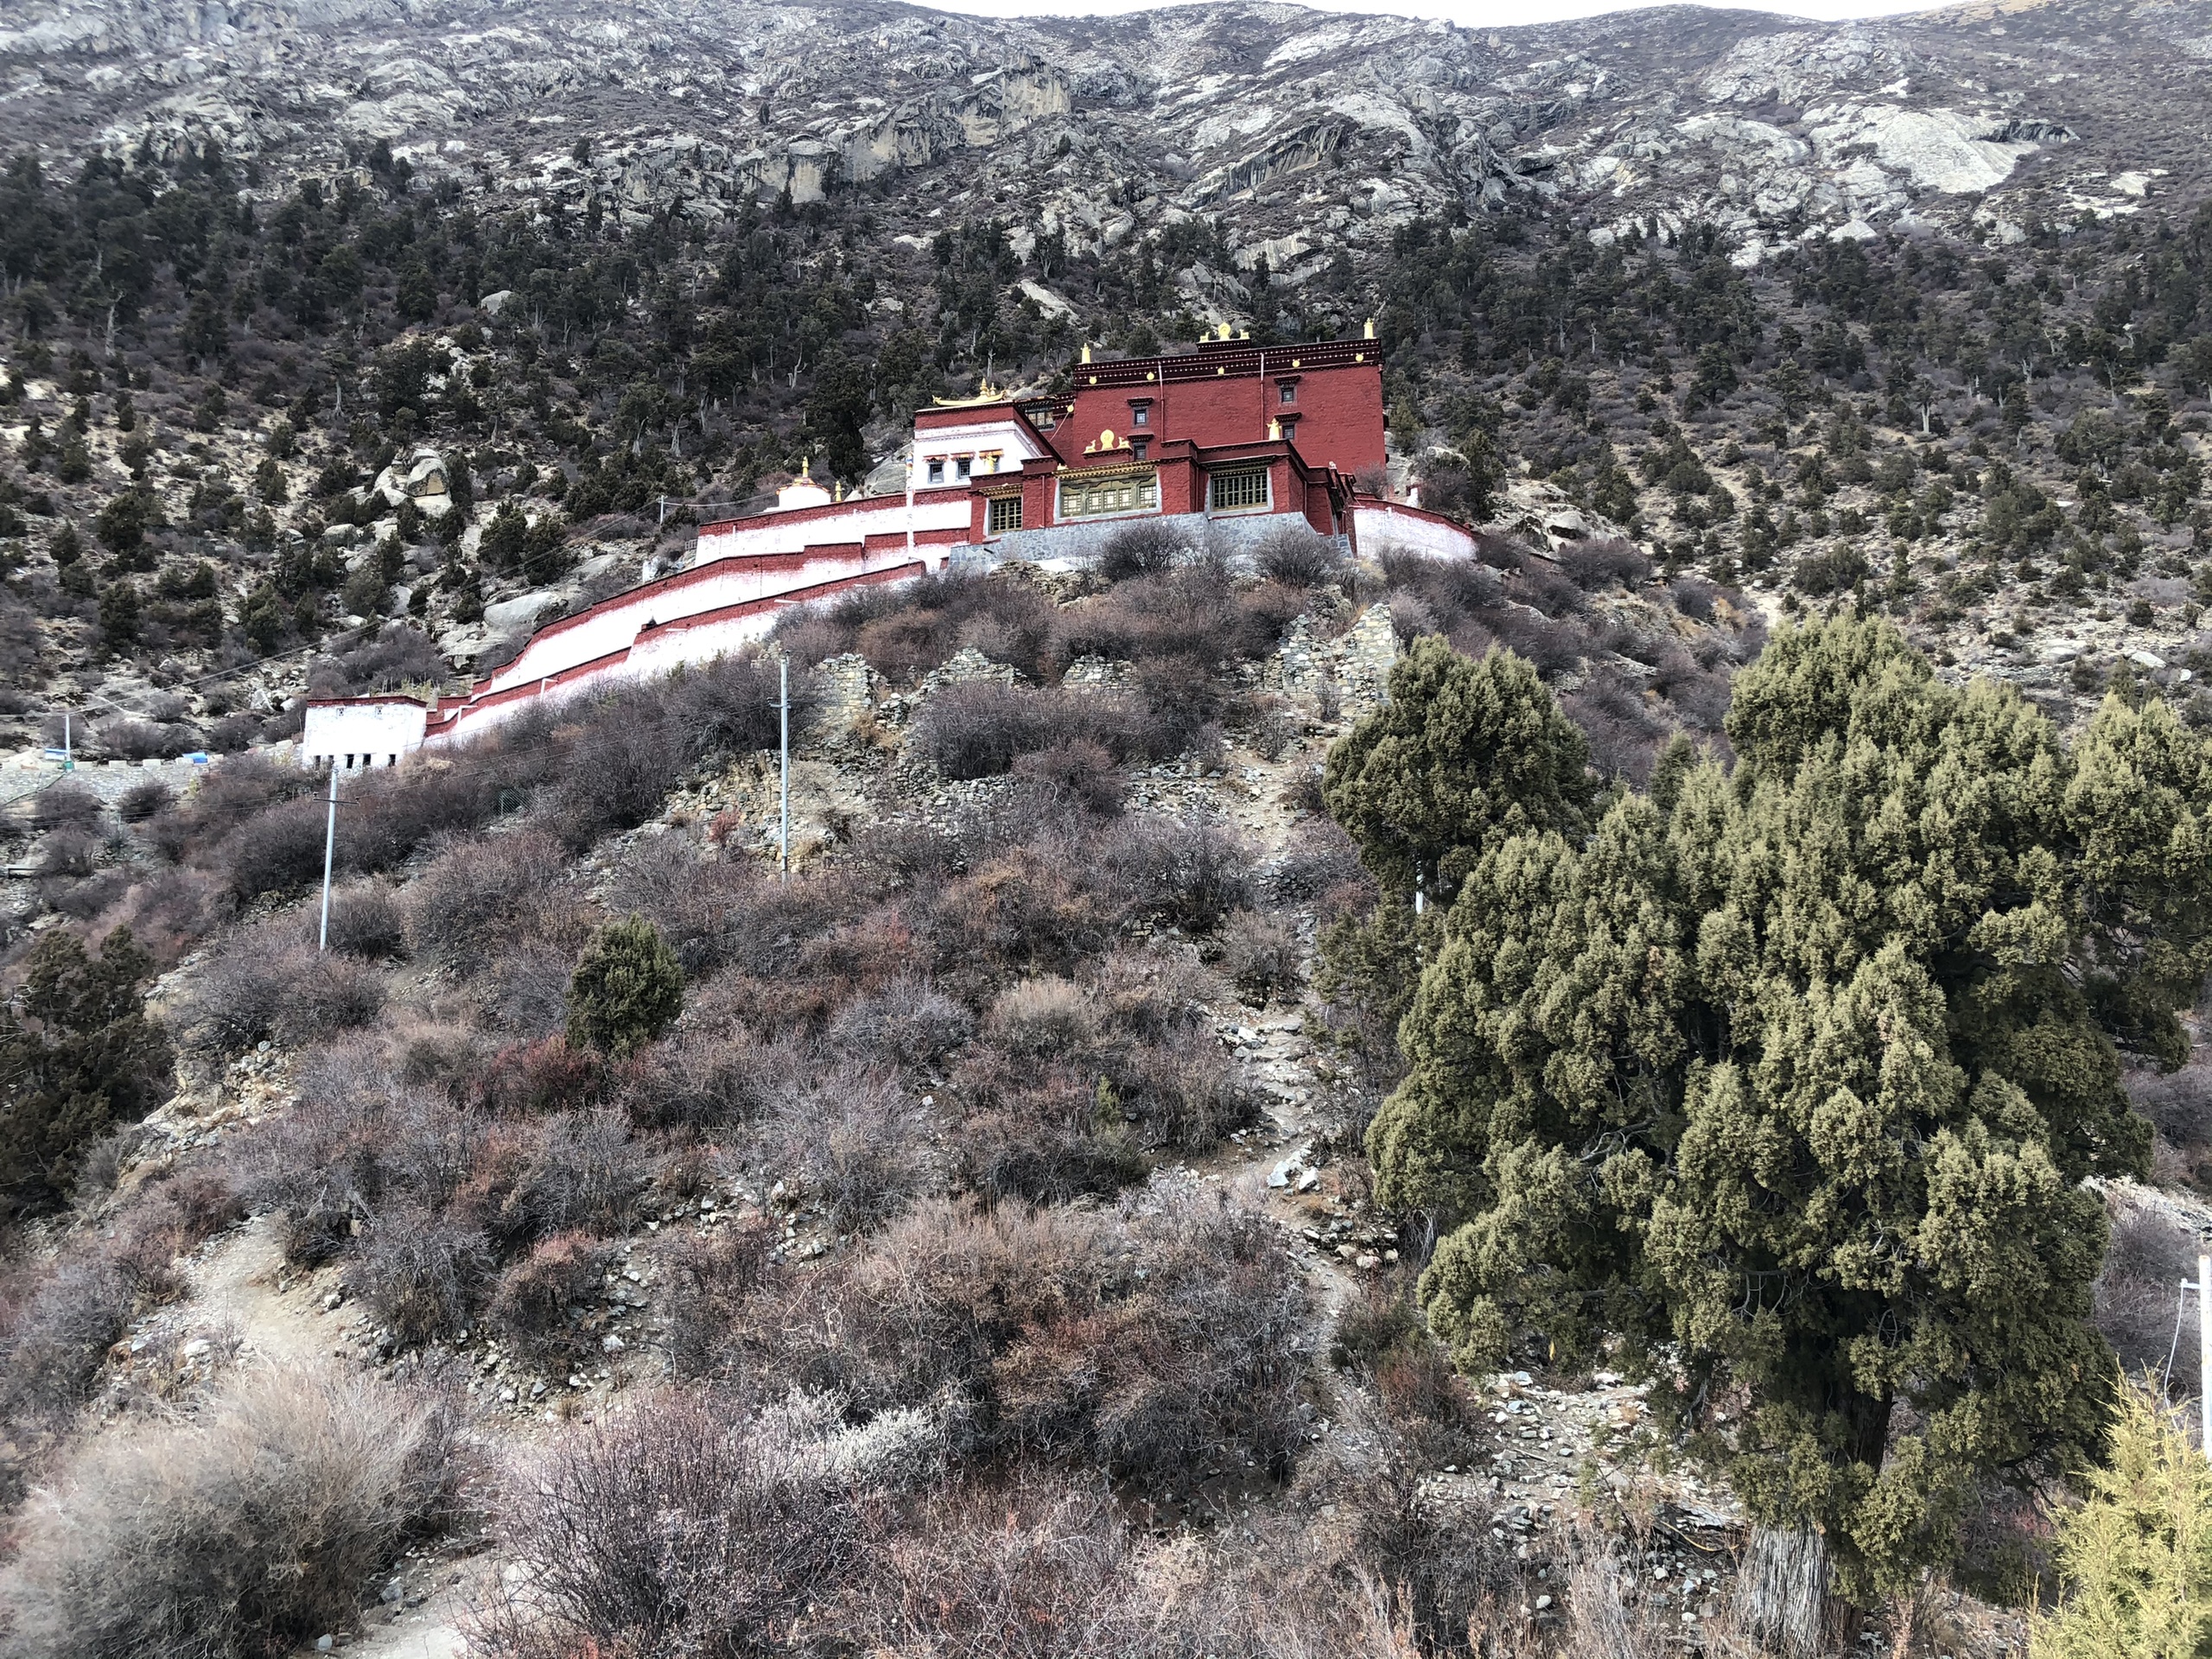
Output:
(987, 494), (1022, 533)
(956, 456), (973, 481)
(1060, 471), (1160, 518)
(1131, 439), (1148, 461)
(1279, 382), (1298, 405)
(1129, 401), (1151, 428)
(926, 459), (944, 485)
(1210, 469), (1269, 512)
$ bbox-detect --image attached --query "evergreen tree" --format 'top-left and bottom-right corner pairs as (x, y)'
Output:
(1317, 638), (1598, 1048)
(1360, 613), (2212, 1611)
(0, 926), (173, 1217)
(2032, 1379), (2212, 1659)
(566, 917), (684, 1058)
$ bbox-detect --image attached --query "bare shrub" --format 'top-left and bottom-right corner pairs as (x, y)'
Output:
(985, 976), (1103, 1058)
(712, 1192), (1311, 1491)
(487, 1230), (614, 1367)
(29, 782), (100, 831)
(2130, 1063), (2212, 1148)
(224, 793), (329, 899)
(540, 699), (687, 849)
(1096, 519), (1191, 582)
(659, 1224), (778, 1379)
(347, 1205), (494, 1346)
(0, 1250), (136, 1426)
(477, 1389), (932, 1659)
(308, 625), (448, 696)
(912, 681), (1055, 779)
(116, 778), (171, 823)
(1254, 524), (1346, 588)
(664, 650), (817, 761)
(178, 928), (385, 1055)
(405, 830), (567, 966)
(97, 716), (192, 761)
(453, 1109), (648, 1247)
(1274, 817), (1369, 906)
(1217, 908), (1302, 1002)
(324, 882), (406, 958)
(605, 834), (839, 980)
(948, 1057), (1146, 1206)
(1559, 535), (1653, 590)
(763, 1068), (933, 1233)
(35, 825), (97, 879)
(1109, 1027), (1257, 1149)
(2, 1366), (468, 1659)
(1088, 812), (1254, 931)
(827, 977), (973, 1071)
(2094, 1189), (2201, 1389)
(1011, 736), (1126, 815)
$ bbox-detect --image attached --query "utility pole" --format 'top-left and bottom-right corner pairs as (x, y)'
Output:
(2201, 1253), (2209, 1463)
(60, 709), (72, 772)
(778, 658), (791, 882)
(318, 763), (340, 950)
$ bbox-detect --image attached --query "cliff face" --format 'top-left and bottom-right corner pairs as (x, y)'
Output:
(1, 0), (2203, 275)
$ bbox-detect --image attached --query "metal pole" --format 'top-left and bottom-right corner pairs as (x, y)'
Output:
(61, 709), (71, 772)
(318, 763), (339, 950)
(778, 658), (790, 882)
(2199, 1253), (2210, 1462)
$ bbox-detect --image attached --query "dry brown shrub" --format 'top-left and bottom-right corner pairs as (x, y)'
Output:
(2, 1365), (471, 1659)
(475, 1389), (937, 1659)
(487, 1230), (615, 1366)
(702, 1191), (1310, 1492)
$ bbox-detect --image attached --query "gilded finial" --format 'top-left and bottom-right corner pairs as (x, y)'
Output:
(799, 455), (812, 477)
(1217, 321), (1232, 340)
(1080, 343), (1093, 364)
(1363, 317), (1376, 340)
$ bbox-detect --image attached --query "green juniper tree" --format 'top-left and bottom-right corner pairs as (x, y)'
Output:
(1345, 615), (2212, 1639)
(566, 916), (684, 1059)
(1316, 636), (1597, 1044)
(0, 926), (173, 1217)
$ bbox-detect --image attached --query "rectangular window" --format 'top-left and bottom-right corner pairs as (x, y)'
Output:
(926, 459), (944, 485)
(1059, 472), (1160, 519)
(987, 494), (1022, 534)
(1130, 403), (1151, 428)
(1279, 382), (1298, 405)
(1210, 469), (1270, 512)
(1131, 439), (1148, 461)
(956, 456), (973, 481)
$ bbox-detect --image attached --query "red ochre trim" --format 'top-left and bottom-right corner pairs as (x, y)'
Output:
(696, 484), (974, 538)
(1358, 499), (1476, 536)
(402, 561), (926, 742)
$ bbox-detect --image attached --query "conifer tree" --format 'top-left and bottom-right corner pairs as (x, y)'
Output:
(566, 917), (684, 1059)
(1317, 636), (1598, 1046)
(1351, 614), (2212, 1618)
(2032, 1380), (2212, 1659)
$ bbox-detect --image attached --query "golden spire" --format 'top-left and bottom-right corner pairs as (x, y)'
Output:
(1363, 317), (1376, 340)
(1080, 343), (1092, 364)
(799, 455), (812, 478)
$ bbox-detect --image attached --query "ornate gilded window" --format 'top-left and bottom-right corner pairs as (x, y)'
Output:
(1059, 471), (1159, 519)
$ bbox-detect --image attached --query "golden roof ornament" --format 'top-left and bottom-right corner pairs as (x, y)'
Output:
(1363, 317), (1376, 340)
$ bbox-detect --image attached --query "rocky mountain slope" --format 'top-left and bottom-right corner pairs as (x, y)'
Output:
(1, 0), (2204, 279)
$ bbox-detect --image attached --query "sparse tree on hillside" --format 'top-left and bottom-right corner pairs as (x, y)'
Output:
(566, 916), (684, 1058)
(0, 926), (173, 1217)
(1351, 614), (2212, 1643)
